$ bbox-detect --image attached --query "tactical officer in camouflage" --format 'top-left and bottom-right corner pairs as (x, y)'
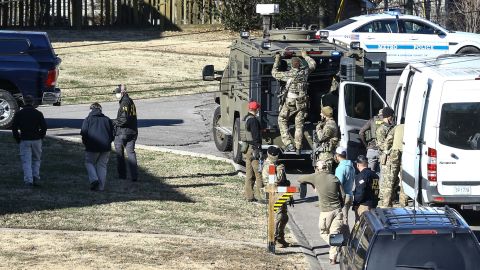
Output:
(261, 146), (291, 248)
(272, 50), (316, 154)
(359, 109), (383, 173)
(314, 106), (339, 172)
(376, 107), (395, 207)
(386, 124), (408, 207)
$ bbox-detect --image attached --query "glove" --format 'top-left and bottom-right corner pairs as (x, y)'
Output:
(301, 50), (308, 58)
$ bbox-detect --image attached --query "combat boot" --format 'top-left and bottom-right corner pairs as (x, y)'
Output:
(276, 238), (290, 248)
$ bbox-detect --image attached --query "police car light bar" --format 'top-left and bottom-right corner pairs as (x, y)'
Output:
(240, 31), (250, 39)
(256, 4), (280, 15)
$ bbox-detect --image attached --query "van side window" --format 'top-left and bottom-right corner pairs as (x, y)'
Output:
(439, 102), (480, 150)
(344, 84), (371, 120)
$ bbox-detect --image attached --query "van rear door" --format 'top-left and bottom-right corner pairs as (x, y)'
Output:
(338, 81), (387, 159)
(436, 80), (480, 197)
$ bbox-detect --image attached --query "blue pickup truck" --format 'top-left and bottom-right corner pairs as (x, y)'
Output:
(0, 31), (61, 128)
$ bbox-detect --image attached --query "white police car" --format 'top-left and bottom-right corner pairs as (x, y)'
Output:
(316, 12), (480, 67)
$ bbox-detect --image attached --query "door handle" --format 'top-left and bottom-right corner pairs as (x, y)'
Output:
(410, 38), (418, 40)
(366, 37), (375, 40)
(451, 153), (459, 159)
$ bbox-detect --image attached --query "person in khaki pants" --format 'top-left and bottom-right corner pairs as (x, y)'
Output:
(352, 155), (380, 222)
(298, 160), (345, 265)
(244, 101), (263, 202)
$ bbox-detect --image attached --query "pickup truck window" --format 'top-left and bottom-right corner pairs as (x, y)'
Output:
(0, 39), (30, 55)
(439, 102), (480, 150)
(367, 233), (480, 270)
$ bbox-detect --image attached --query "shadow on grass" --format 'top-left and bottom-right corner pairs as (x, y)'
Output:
(46, 118), (184, 129)
(0, 134), (200, 216)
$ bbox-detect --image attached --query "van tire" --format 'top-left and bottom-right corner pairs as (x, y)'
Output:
(0, 89), (18, 129)
(232, 118), (243, 164)
(212, 107), (232, 152)
(456, 46), (480, 54)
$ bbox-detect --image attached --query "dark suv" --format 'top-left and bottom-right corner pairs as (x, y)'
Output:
(332, 207), (480, 270)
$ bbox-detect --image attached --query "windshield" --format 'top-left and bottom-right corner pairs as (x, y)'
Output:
(367, 233), (480, 270)
(325, 19), (356, 30)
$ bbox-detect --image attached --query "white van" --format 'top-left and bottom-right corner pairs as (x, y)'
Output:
(335, 54), (480, 210)
(390, 55), (480, 209)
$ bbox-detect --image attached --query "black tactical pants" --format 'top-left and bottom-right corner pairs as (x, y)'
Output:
(114, 134), (138, 181)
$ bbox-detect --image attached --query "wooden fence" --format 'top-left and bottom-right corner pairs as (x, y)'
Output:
(0, 0), (221, 29)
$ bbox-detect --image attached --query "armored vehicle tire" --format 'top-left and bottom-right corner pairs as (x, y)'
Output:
(213, 106), (232, 152)
(232, 118), (243, 164)
(457, 46), (480, 54)
(0, 90), (18, 129)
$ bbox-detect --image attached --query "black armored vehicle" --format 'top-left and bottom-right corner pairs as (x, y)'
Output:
(203, 26), (387, 163)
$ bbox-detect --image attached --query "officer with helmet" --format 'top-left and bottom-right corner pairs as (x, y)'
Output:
(272, 50), (316, 154)
(244, 100), (263, 202)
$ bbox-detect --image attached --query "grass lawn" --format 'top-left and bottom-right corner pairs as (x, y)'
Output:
(0, 133), (307, 269)
(48, 30), (232, 105)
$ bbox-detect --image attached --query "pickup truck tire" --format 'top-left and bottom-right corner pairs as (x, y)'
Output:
(232, 118), (243, 164)
(213, 106), (232, 152)
(0, 90), (18, 129)
(457, 46), (480, 54)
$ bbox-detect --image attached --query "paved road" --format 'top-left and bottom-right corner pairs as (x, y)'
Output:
(39, 74), (480, 269)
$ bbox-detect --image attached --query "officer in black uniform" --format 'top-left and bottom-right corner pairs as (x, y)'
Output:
(352, 155), (380, 222)
(113, 84), (138, 182)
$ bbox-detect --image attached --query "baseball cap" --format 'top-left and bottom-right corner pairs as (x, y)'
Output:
(321, 106), (333, 117)
(248, 101), (261, 110)
(382, 107), (394, 118)
(267, 146), (280, 156)
(335, 146), (346, 156)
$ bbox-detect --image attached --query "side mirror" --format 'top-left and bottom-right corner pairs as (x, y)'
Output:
(202, 65), (215, 81)
(434, 29), (446, 36)
(329, 233), (346, 246)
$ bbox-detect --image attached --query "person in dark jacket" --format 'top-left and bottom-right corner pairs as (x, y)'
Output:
(81, 103), (114, 191)
(353, 155), (380, 222)
(11, 95), (47, 187)
(113, 84), (138, 181)
(244, 100), (263, 202)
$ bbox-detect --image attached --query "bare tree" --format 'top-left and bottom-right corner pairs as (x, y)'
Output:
(451, 0), (480, 33)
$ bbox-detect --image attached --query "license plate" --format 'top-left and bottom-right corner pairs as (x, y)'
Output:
(453, 186), (471, 195)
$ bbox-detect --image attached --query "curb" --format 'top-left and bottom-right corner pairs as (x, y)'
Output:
(287, 213), (323, 270)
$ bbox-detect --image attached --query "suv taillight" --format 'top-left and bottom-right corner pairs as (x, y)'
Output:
(45, 68), (58, 87)
(427, 147), (437, 182)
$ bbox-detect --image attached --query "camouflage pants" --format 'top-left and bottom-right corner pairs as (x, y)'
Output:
(275, 204), (288, 241)
(379, 151), (403, 207)
(278, 98), (306, 150)
(391, 150), (408, 207)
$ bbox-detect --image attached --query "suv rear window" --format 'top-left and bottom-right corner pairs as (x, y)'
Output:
(439, 102), (480, 150)
(367, 233), (480, 270)
(325, 19), (356, 30)
(0, 39), (30, 55)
